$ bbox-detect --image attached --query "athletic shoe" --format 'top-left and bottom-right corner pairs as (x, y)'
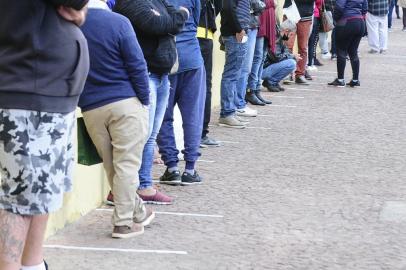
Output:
(314, 58), (323, 66)
(134, 208), (155, 226)
(305, 70), (313, 81)
(181, 171), (203, 186)
(306, 65), (318, 72)
(218, 115), (246, 129)
(112, 223), (144, 239)
(368, 49), (379, 54)
(236, 106), (257, 117)
(295, 76), (310, 85)
(159, 169), (182, 185)
(200, 136), (220, 147)
(138, 191), (173, 205)
(331, 53), (337, 60)
(346, 80), (360, 87)
(328, 78), (345, 87)
(321, 52), (331, 59)
(235, 116), (250, 123)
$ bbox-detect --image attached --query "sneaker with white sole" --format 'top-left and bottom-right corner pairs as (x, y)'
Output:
(235, 116), (250, 123)
(236, 106), (257, 117)
(112, 223), (144, 239)
(134, 208), (155, 227)
(321, 52), (331, 59)
(218, 115), (246, 128)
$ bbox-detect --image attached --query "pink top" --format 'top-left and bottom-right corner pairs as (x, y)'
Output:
(314, 0), (323, 18)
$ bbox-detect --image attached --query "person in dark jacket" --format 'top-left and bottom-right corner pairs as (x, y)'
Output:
(0, 0), (89, 269)
(284, 0), (315, 85)
(198, 0), (222, 147)
(219, 0), (252, 128)
(80, 0), (155, 239)
(328, 0), (368, 87)
(114, 0), (189, 204)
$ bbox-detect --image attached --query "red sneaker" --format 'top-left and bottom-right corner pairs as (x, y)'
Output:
(138, 191), (173, 205)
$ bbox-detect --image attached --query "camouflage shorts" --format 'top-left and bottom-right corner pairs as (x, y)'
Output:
(0, 109), (75, 215)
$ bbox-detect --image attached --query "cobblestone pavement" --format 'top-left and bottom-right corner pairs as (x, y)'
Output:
(45, 21), (406, 270)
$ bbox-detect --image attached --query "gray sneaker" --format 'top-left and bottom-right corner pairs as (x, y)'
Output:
(235, 116), (250, 123)
(200, 136), (220, 147)
(134, 208), (155, 227)
(112, 223), (144, 239)
(218, 115), (246, 129)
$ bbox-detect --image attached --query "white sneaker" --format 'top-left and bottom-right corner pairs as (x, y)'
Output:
(236, 106), (257, 117)
(321, 52), (331, 59)
(306, 65), (318, 72)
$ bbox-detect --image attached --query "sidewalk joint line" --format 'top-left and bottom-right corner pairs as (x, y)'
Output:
(43, 245), (188, 255)
(95, 209), (224, 218)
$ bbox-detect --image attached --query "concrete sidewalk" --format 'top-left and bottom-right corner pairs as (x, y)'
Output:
(44, 20), (406, 270)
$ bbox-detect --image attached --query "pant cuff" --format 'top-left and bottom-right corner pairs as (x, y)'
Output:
(185, 161), (195, 170)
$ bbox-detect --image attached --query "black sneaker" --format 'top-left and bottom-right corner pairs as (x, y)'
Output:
(181, 171), (202, 186)
(328, 78), (345, 87)
(346, 80), (360, 87)
(159, 169), (181, 185)
(314, 58), (323, 66)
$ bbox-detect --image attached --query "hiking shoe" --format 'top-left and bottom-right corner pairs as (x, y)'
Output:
(328, 78), (345, 87)
(218, 115), (246, 128)
(346, 80), (360, 87)
(200, 136), (220, 147)
(134, 208), (155, 226)
(295, 76), (310, 85)
(159, 169), (182, 185)
(112, 223), (144, 239)
(236, 106), (257, 117)
(181, 171), (202, 186)
(138, 191), (173, 205)
(106, 191), (115, 206)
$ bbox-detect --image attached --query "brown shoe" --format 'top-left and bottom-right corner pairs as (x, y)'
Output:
(112, 223), (144, 239)
(134, 208), (155, 227)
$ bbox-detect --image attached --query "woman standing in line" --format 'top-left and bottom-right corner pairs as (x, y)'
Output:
(399, 0), (406, 31)
(328, 0), (367, 87)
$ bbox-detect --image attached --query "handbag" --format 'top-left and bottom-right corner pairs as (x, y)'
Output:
(320, 1), (334, 32)
(77, 117), (102, 166)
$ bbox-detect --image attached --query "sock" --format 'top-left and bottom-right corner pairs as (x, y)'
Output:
(168, 166), (179, 173)
(185, 169), (195, 175)
(21, 262), (46, 270)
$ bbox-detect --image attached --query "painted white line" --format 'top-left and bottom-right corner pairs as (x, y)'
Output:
(257, 114), (276, 117)
(268, 96), (305, 99)
(268, 104), (297, 108)
(197, 159), (215, 163)
(44, 245), (188, 255)
(286, 87), (322, 92)
(217, 140), (240, 144)
(96, 209), (224, 218)
(316, 70), (337, 74)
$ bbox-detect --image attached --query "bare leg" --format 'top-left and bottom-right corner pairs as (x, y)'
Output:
(22, 214), (49, 267)
(0, 209), (31, 270)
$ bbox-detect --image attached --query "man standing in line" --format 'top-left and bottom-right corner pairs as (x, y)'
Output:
(218, 0), (252, 128)
(198, 0), (222, 147)
(283, 0), (315, 85)
(0, 1), (89, 269)
(366, 0), (389, 53)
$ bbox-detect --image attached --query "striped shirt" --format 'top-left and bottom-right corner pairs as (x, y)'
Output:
(368, 0), (388, 16)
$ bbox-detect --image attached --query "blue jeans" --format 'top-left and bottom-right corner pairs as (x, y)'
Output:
(262, 59), (296, 86)
(138, 73), (170, 189)
(235, 28), (258, 109)
(157, 66), (206, 170)
(388, 0), (396, 28)
(220, 36), (248, 117)
(247, 37), (265, 91)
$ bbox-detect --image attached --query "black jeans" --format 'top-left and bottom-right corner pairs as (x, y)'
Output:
(198, 38), (213, 138)
(331, 28), (337, 55)
(335, 19), (365, 80)
(403, 8), (406, 28)
(308, 17), (320, 66)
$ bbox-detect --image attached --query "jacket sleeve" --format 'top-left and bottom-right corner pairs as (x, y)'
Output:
(114, 0), (189, 36)
(47, 0), (89, 10)
(222, 0), (242, 33)
(283, 0), (292, 8)
(119, 19), (150, 105)
(362, 0), (368, 15)
(214, 0), (223, 15)
(333, 0), (346, 20)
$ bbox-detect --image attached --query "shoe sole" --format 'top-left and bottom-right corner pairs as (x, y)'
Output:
(139, 212), (155, 227)
(112, 227), (145, 239)
(181, 181), (203, 186)
(143, 200), (173, 205)
(200, 143), (221, 147)
(235, 114), (257, 117)
(218, 123), (246, 129)
(328, 85), (345, 88)
(159, 180), (182, 186)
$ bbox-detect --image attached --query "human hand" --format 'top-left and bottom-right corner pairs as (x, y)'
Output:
(235, 30), (246, 43)
(57, 5), (88, 26)
(179, 6), (190, 18)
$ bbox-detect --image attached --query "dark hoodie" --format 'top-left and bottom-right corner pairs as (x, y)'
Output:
(0, 0), (90, 113)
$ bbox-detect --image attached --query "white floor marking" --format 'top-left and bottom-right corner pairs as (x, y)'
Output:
(217, 140), (240, 144)
(257, 114), (276, 117)
(245, 126), (273, 130)
(267, 96), (305, 99)
(286, 87), (322, 92)
(44, 245), (188, 255)
(197, 159), (215, 163)
(95, 209), (224, 218)
(268, 104), (297, 108)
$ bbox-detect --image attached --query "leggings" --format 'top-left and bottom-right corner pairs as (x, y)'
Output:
(403, 8), (406, 28)
(308, 17), (320, 66)
(335, 18), (365, 80)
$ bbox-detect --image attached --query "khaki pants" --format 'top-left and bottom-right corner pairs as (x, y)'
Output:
(83, 98), (149, 227)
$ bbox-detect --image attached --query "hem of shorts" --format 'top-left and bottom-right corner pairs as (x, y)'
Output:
(0, 202), (63, 216)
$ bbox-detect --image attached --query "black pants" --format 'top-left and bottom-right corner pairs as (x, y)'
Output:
(198, 38), (213, 138)
(403, 8), (406, 28)
(335, 19), (365, 80)
(308, 17), (320, 66)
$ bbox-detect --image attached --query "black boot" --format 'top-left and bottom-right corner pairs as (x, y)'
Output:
(245, 89), (266, 106)
(254, 90), (272, 104)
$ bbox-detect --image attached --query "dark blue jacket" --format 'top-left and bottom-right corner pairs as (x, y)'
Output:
(0, 0), (89, 113)
(221, 0), (251, 36)
(79, 8), (150, 111)
(334, 0), (368, 21)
